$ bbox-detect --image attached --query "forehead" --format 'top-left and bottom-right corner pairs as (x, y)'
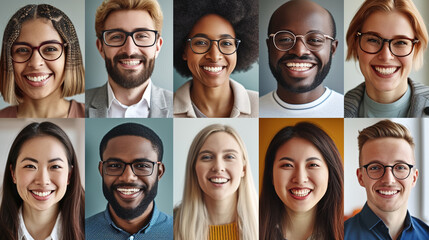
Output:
(17, 18), (62, 42)
(200, 132), (241, 152)
(18, 135), (67, 160)
(270, 3), (332, 35)
(103, 135), (158, 160)
(361, 137), (414, 164)
(189, 14), (236, 38)
(104, 10), (155, 31)
(275, 137), (323, 160)
(361, 11), (414, 38)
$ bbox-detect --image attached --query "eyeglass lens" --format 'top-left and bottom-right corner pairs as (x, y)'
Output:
(273, 31), (328, 51)
(103, 30), (157, 47)
(359, 33), (415, 57)
(189, 37), (239, 55)
(11, 42), (64, 63)
(103, 160), (155, 176)
(365, 163), (411, 180)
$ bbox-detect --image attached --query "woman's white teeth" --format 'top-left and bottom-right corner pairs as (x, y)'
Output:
(286, 62), (313, 71)
(378, 190), (398, 195)
(117, 188), (140, 195)
(209, 178), (228, 184)
(122, 60), (140, 66)
(26, 75), (49, 82)
(375, 67), (397, 75)
(32, 191), (52, 197)
(203, 66), (223, 72)
(290, 189), (310, 197)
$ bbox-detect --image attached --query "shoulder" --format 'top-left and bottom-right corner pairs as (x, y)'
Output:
(344, 214), (365, 239)
(344, 82), (365, 118)
(410, 215), (429, 234)
(409, 79), (429, 97)
(0, 105), (18, 118)
(152, 83), (173, 100)
(85, 84), (107, 102)
(68, 100), (85, 118)
(85, 211), (106, 229)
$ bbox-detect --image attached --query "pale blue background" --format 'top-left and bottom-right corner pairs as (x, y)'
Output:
(85, 118), (173, 218)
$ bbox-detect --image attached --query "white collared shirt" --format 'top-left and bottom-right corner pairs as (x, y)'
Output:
(18, 208), (62, 240)
(107, 80), (152, 118)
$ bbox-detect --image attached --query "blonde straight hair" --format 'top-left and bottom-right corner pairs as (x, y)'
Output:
(174, 124), (258, 240)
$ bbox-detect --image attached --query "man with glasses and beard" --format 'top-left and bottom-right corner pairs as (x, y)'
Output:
(260, 0), (343, 117)
(85, 0), (172, 118)
(85, 122), (173, 239)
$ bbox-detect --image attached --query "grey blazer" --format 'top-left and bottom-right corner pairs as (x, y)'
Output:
(85, 83), (173, 118)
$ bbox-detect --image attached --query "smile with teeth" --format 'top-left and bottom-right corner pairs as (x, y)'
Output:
(378, 190), (399, 196)
(374, 66), (398, 75)
(117, 188), (141, 195)
(26, 75), (50, 82)
(209, 177), (229, 184)
(290, 189), (311, 197)
(203, 66), (223, 73)
(120, 60), (141, 66)
(286, 62), (314, 71)
(31, 190), (53, 197)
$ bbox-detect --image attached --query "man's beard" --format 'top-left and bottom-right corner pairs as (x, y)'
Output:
(103, 180), (158, 220)
(270, 52), (333, 93)
(105, 53), (155, 89)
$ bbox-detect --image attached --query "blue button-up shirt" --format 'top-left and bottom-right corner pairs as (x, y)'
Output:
(345, 202), (429, 240)
(85, 203), (173, 240)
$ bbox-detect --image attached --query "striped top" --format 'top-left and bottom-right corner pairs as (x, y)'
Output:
(209, 222), (239, 240)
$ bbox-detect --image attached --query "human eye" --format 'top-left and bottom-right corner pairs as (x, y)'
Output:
(107, 32), (125, 42)
(364, 35), (381, 45)
(192, 38), (209, 46)
(50, 164), (63, 170)
(280, 162), (293, 168)
(23, 164), (37, 169)
(224, 154), (236, 160)
(135, 31), (150, 40)
(106, 161), (123, 169)
(14, 46), (31, 55)
(368, 164), (382, 171)
(41, 44), (60, 55)
(199, 154), (213, 161)
(392, 39), (410, 48)
(306, 34), (324, 45)
(134, 162), (152, 169)
(394, 164), (408, 171)
(220, 39), (234, 47)
(308, 162), (320, 168)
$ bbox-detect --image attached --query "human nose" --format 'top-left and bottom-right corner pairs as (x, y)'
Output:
(292, 166), (308, 184)
(119, 164), (138, 182)
(34, 168), (50, 185)
(381, 166), (396, 183)
(122, 35), (140, 55)
(211, 158), (225, 172)
(288, 36), (311, 56)
(27, 48), (45, 67)
(377, 41), (395, 60)
(205, 41), (223, 61)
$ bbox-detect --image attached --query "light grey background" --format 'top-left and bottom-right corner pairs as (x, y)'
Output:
(344, 118), (425, 222)
(344, 0), (429, 92)
(85, 118), (173, 218)
(173, 118), (259, 206)
(0, 0), (85, 109)
(85, 0), (173, 91)
(173, 6), (259, 92)
(0, 119), (85, 204)
(259, 0), (344, 96)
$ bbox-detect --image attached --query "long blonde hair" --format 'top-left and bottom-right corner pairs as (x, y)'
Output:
(174, 124), (258, 240)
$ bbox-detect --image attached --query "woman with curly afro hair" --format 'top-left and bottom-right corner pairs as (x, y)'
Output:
(173, 0), (259, 118)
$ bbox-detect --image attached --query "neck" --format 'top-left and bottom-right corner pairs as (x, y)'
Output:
(367, 202), (407, 240)
(22, 203), (59, 240)
(204, 194), (237, 225)
(284, 206), (317, 240)
(365, 79), (408, 104)
(108, 201), (154, 234)
(108, 78), (149, 106)
(190, 80), (233, 117)
(276, 84), (325, 104)
(17, 92), (69, 118)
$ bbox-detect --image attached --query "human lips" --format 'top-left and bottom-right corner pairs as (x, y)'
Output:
(119, 59), (142, 66)
(201, 65), (225, 73)
(29, 189), (55, 200)
(372, 65), (400, 76)
(209, 177), (229, 184)
(285, 62), (315, 72)
(289, 188), (312, 197)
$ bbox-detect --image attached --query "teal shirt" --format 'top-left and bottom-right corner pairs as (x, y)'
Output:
(360, 86), (411, 117)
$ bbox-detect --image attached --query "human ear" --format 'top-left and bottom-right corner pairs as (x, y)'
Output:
(96, 39), (105, 60)
(411, 168), (418, 187)
(330, 39), (338, 56)
(357, 168), (365, 187)
(154, 37), (163, 59)
(157, 162), (165, 180)
(98, 161), (103, 176)
(10, 164), (16, 184)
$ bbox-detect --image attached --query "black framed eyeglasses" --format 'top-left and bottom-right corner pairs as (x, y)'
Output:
(269, 30), (335, 52)
(11, 41), (67, 63)
(102, 29), (158, 47)
(187, 36), (241, 55)
(101, 159), (160, 176)
(357, 32), (419, 57)
(362, 162), (414, 180)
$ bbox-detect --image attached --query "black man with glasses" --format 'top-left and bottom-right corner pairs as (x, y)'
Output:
(86, 122), (173, 239)
(260, 0), (343, 117)
(345, 120), (429, 239)
(345, 0), (429, 118)
(85, 0), (172, 118)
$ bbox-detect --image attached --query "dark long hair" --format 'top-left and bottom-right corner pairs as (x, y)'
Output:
(259, 122), (343, 240)
(0, 122), (84, 240)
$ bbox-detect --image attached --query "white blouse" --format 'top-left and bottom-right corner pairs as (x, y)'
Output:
(18, 208), (62, 240)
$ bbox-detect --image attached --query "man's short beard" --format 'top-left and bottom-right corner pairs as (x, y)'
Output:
(105, 53), (155, 89)
(270, 51), (333, 93)
(103, 180), (158, 220)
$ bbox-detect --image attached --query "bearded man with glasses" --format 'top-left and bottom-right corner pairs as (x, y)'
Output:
(345, 119), (429, 239)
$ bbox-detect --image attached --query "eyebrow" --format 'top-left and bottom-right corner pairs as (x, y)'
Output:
(105, 157), (153, 162)
(363, 31), (414, 39)
(279, 157), (323, 162)
(20, 157), (64, 163)
(104, 28), (154, 32)
(198, 149), (239, 155)
(13, 40), (63, 46)
(191, 33), (235, 39)
(366, 159), (412, 165)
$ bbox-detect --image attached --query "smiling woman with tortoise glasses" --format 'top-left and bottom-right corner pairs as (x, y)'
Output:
(344, 0), (429, 118)
(173, 0), (259, 118)
(0, 4), (85, 118)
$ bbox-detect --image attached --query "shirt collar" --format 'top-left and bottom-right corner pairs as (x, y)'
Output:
(107, 80), (152, 109)
(104, 202), (160, 235)
(18, 207), (62, 240)
(359, 202), (414, 231)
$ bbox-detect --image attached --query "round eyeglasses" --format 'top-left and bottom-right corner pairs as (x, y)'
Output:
(11, 41), (67, 63)
(362, 162), (414, 180)
(102, 159), (160, 176)
(357, 32), (419, 57)
(102, 29), (158, 47)
(187, 37), (241, 55)
(269, 30), (335, 52)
